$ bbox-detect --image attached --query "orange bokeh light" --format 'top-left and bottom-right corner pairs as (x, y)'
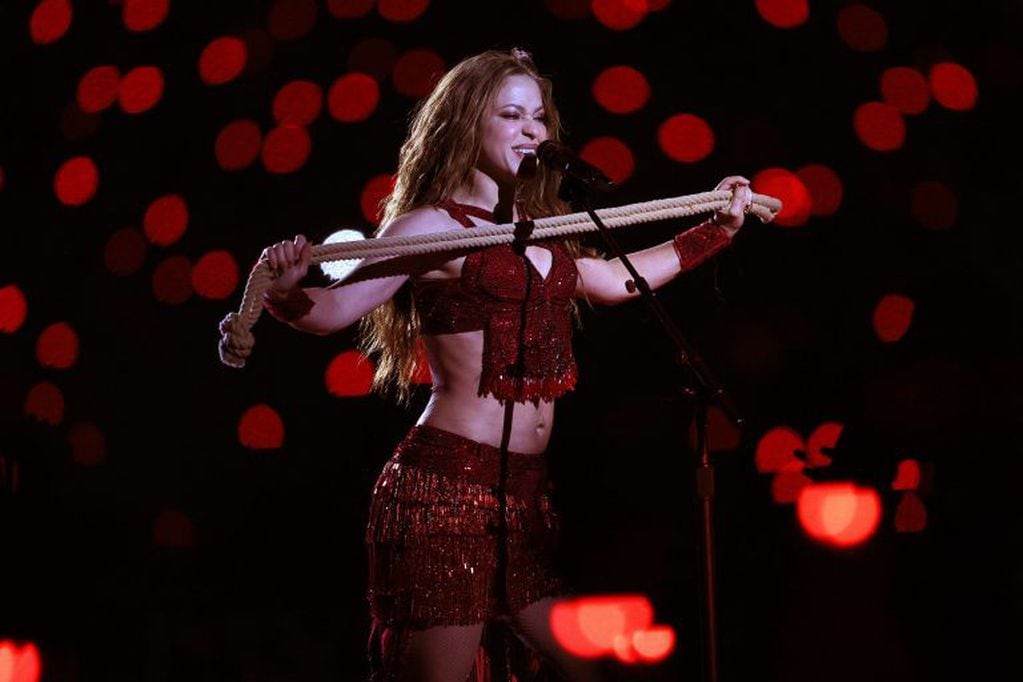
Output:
(631, 626), (675, 662)
(836, 4), (886, 52)
(580, 136), (635, 185)
(853, 101), (905, 152)
(122, 0), (169, 32)
(754, 0), (808, 29)
(873, 293), (914, 343)
(911, 180), (957, 230)
(77, 65), (120, 113)
(0, 285), (28, 333)
(36, 322), (79, 369)
(0, 640), (42, 682)
(215, 119), (263, 171)
(658, 113), (714, 163)
(328, 73), (380, 122)
(550, 595), (655, 659)
(199, 36), (248, 85)
(751, 167), (811, 227)
(880, 67), (930, 116)
(797, 482), (881, 548)
(591, 0), (647, 31)
(153, 508), (195, 548)
(378, 0), (429, 22)
(929, 62), (978, 111)
(192, 250), (239, 300)
(593, 66), (650, 114)
(54, 156), (99, 206)
(104, 227), (147, 276)
(30, 0), (72, 45)
(267, 0), (318, 40)
(262, 125), (312, 174)
(152, 256), (193, 304)
(392, 49), (444, 99)
(274, 80), (323, 126)
(69, 421), (106, 466)
(239, 404), (285, 449)
(144, 194), (189, 246)
(119, 66), (165, 114)
(24, 381), (64, 425)
(325, 350), (375, 397)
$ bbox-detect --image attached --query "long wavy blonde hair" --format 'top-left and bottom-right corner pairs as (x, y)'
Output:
(359, 48), (580, 404)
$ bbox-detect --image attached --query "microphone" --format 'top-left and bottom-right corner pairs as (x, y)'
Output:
(536, 140), (614, 193)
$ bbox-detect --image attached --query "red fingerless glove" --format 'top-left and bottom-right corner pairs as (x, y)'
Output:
(263, 287), (314, 322)
(672, 219), (732, 272)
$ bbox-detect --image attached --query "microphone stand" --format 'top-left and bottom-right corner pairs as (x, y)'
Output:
(556, 176), (743, 682)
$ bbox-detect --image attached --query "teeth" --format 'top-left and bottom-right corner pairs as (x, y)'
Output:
(514, 148), (536, 155)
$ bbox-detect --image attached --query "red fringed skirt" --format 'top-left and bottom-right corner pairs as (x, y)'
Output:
(365, 425), (566, 678)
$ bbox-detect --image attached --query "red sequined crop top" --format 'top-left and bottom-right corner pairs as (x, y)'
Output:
(412, 199), (578, 405)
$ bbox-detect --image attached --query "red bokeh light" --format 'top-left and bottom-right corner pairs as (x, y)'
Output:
(378, 0), (429, 22)
(261, 125), (312, 174)
(0, 640), (42, 682)
(30, 0), (72, 45)
(772, 471), (813, 504)
(69, 421), (106, 466)
(77, 65), (120, 113)
(580, 136), (635, 185)
(348, 38), (399, 81)
(796, 163), (843, 216)
(392, 49), (444, 99)
(754, 0), (808, 29)
(797, 482), (882, 548)
(591, 0), (647, 31)
(551, 595), (655, 659)
(122, 0), (169, 32)
(412, 341), (433, 384)
(892, 458), (921, 491)
(328, 73), (381, 122)
(658, 113), (714, 163)
(929, 62), (978, 111)
(54, 156), (99, 206)
(880, 67), (930, 115)
(119, 66), (164, 114)
(60, 102), (101, 140)
(592, 66), (650, 114)
(24, 381), (64, 425)
(144, 194), (189, 246)
(192, 250), (239, 299)
(153, 508), (195, 548)
(273, 80), (323, 126)
(836, 4), (886, 52)
(911, 180), (958, 230)
(267, 0), (318, 40)
(360, 174), (396, 224)
(853, 101), (905, 151)
(806, 421), (841, 468)
(152, 256), (193, 304)
(894, 491), (927, 532)
(630, 626), (675, 662)
(215, 119), (263, 171)
(545, 0), (590, 20)
(751, 167), (812, 227)
(36, 321), (79, 369)
(755, 426), (805, 473)
(873, 293), (914, 343)
(104, 227), (147, 276)
(238, 403), (285, 449)
(328, 0), (375, 19)
(687, 404), (743, 453)
(0, 285), (28, 333)
(199, 36), (248, 85)
(325, 350), (375, 397)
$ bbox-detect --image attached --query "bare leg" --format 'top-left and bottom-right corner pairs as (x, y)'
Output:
(373, 621), (486, 682)
(509, 597), (604, 682)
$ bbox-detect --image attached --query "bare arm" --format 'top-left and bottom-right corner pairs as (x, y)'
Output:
(575, 176), (752, 306)
(263, 207), (456, 335)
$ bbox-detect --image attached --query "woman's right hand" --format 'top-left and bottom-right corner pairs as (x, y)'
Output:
(262, 234), (312, 296)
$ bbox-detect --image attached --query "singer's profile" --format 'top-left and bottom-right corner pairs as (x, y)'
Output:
(251, 48), (753, 681)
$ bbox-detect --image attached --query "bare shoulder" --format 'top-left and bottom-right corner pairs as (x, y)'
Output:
(377, 206), (462, 238)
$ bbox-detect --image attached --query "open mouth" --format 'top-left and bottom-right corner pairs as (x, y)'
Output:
(513, 146), (537, 156)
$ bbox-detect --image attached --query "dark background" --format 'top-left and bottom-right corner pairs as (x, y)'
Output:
(2, 1), (1022, 680)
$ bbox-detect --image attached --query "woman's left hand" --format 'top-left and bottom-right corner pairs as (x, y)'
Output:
(712, 176), (753, 238)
